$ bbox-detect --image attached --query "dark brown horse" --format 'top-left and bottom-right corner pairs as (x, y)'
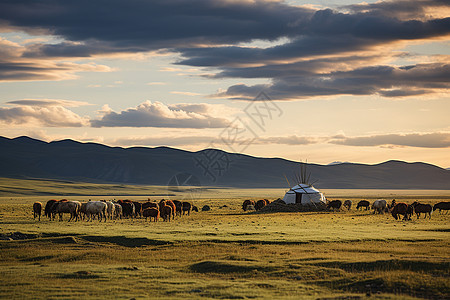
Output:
(411, 201), (432, 219)
(356, 200), (370, 210)
(182, 202), (192, 215)
(143, 208), (159, 222)
(391, 202), (412, 221)
(433, 202), (450, 214)
(255, 199), (267, 211)
(33, 202), (42, 221)
(142, 201), (159, 210)
(327, 200), (342, 211)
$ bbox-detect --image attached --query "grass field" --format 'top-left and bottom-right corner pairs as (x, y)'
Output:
(0, 178), (449, 299)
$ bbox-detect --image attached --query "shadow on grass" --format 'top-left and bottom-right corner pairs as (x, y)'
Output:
(314, 259), (449, 274)
(57, 271), (100, 279)
(190, 260), (275, 274)
(81, 235), (172, 247)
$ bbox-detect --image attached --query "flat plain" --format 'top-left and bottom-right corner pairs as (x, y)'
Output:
(0, 178), (449, 299)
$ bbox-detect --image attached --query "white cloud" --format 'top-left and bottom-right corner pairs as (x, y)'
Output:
(91, 100), (231, 128)
(0, 105), (89, 127)
(170, 91), (202, 96)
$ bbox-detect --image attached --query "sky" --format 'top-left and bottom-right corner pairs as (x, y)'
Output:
(0, 0), (449, 168)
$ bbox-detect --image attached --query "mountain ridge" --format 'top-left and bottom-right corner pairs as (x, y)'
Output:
(1, 136), (449, 189)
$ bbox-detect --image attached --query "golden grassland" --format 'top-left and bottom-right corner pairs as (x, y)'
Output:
(0, 178), (449, 299)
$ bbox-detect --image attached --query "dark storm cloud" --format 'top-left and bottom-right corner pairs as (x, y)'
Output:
(1, 0), (449, 99)
(216, 63), (450, 100)
(0, 0), (313, 57)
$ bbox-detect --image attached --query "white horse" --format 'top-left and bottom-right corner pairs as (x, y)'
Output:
(105, 201), (115, 220)
(86, 201), (107, 222)
(114, 203), (123, 219)
(372, 199), (387, 214)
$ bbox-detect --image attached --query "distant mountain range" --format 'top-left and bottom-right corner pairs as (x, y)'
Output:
(1, 136), (449, 189)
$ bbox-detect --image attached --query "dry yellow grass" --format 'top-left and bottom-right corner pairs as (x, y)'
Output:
(0, 178), (449, 299)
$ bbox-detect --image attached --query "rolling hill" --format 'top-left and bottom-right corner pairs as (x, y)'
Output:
(1, 136), (449, 189)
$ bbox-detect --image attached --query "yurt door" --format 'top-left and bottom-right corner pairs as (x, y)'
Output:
(295, 193), (302, 204)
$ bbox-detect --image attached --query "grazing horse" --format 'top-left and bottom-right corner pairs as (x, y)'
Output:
(372, 199), (387, 214)
(327, 200), (342, 211)
(52, 201), (80, 222)
(433, 202), (450, 214)
(104, 201), (115, 220)
(118, 200), (135, 218)
(173, 200), (183, 217)
(33, 202), (42, 221)
(242, 200), (255, 211)
(356, 200), (370, 210)
(411, 201), (432, 219)
(165, 200), (176, 219)
(161, 205), (172, 222)
(391, 202), (412, 221)
(343, 200), (352, 210)
(85, 201), (107, 222)
(114, 203), (123, 219)
(192, 206), (199, 212)
(142, 202), (159, 210)
(143, 208), (159, 222)
(44, 199), (58, 219)
(132, 201), (142, 218)
(182, 202), (192, 215)
(255, 200), (267, 211)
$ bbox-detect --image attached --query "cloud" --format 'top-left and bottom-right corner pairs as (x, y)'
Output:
(0, 37), (113, 81)
(330, 132), (450, 148)
(170, 91), (202, 96)
(0, 0), (313, 57)
(7, 99), (91, 107)
(215, 63), (450, 100)
(114, 135), (218, 147)
(1, 0), (449, 99)
(113, 134), (320, 148)
(0, 105), (88, 127)
(91, 101), (231, 128)
(110, 131), (450, 149)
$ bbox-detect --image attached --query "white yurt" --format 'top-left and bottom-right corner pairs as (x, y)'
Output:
(282, 183), (326, 205)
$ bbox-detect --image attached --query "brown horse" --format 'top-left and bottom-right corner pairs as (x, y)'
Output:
(411, 201), (432, 219)
(142, 201), (159, 210)
(255, 199), (267, 211)
(327, 200), (342, 211)
(242, 200), (255, 211)
(33, 202), (42, 221)
(143, 208), (159, 222)
(165, 200), (176, 219)
(391, 202), (412, 221)
(52, 200), (80, 221)
(182, 202), (192, 215)
(433, 202), (450, 214)
(161, 205), (172, 222)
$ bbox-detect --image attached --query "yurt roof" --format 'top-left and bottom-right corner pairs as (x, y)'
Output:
(288, 183), (322, 194)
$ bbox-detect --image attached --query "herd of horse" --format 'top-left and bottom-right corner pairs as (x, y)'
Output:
(32, 199), (198, 222)
(32, 197), (450, 222)
(242, 198), (450, 221)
